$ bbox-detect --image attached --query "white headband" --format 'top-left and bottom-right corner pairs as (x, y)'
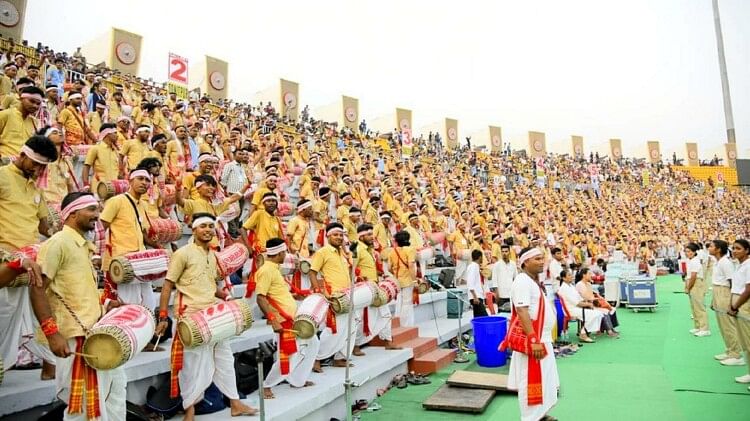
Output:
(129, 169), (152, 181)
(198, 154), (216, 163)
(68, 93), (83, 100)
(21, 92), (43, 102)
(265, 243), (287, 256)
(98, 127), (117, 141)
(262, 194), (279, 203)
(60, 195), (99, 221)
(297, 201), (313, 211)
(327, 227), (344, 236)
(358, 229), (373, 238)
(136, 126), (151, 134)
(518, 248), (543, 267)
(192, 216), (215, 228)
(44, 127), (60, 138)
(20, 145), (51, 164)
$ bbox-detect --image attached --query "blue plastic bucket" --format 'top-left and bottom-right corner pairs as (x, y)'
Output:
(471, 316), (508, 367)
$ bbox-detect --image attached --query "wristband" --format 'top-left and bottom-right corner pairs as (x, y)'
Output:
(313, 287), (321, 293)
(41, 317), (59, 337)
(159, 309), (168, 319)
(266, 312), (276, 322)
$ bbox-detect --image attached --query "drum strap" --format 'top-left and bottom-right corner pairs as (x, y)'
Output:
(266, 298), (297, 375)
(123, 193), (145, 235)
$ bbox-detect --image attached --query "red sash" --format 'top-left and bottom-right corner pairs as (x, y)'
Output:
(170, 293), (187, 398)
(266, 298), (298, 375)
(68, 337), (100, 419)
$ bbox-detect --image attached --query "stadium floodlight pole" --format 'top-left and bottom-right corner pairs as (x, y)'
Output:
(712, 0), (736, 144)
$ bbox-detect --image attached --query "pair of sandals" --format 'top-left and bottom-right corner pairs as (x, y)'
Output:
(391, 373), (431, 389)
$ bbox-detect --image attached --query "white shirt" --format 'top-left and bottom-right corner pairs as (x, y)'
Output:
(558, 281), (583, 309)
(731, 258), (750, 295)
(511, 272), (556, 343)
(492, 259), (518, 298)
(712, 255), (736, 287)
(687, 256), (703, 280)
(548, 259), (563, 283)
(465, 261), (484, 299)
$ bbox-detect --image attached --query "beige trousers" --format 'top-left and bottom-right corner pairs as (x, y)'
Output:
(731, 295), (750, 375)
(712, 285), (741, 358)
(689, 278), (708, 331)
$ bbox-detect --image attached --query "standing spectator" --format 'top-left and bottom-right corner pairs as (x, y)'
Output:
(45, 58), (65, 97)
(466, 249), (488, 317)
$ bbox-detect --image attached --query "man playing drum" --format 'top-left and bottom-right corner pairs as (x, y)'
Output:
(30, 192), (127, 420)
(388, 230), (422, 327)
(155, 213), (257, 420)
(285, 199), (315, 291)
(256, 237), (318, 399)
(310, 222), (359, 373)
(353, 224), (400, 352)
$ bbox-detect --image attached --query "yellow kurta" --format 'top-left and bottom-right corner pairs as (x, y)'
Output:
(242, 210), (283, 251)
(0, 105), (38, 157)
(120, 138), (151, 170)
(100, 193), (148, 266)
(310, 245), (350, 293)
(0, 164), (48, 251)
(256, 260), (297, 317)
(166, 243), (219, 315)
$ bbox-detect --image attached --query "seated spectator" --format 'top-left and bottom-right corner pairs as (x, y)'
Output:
(557, 270), (604, 343)
(576, 268), (620, 337)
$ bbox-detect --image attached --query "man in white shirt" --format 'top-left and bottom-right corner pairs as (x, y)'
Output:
(548, 247), (565, 292)
(466, 249), (488, 317)
(709, 240), (743, 366)
(220, 148), (250, 237)
(491, 244), (517, 308)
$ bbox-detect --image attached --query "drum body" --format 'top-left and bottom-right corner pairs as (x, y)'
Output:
(97, 180), (129, 200)
(417, 247), (434, 262)
(47, 202), (62, 234)
(418, 282), (430, 294)
(147, 218), (182, 244)
(378, 278), (400, 303)
(215, 243), (249, 278)
(293, 293), (329, 339)
(109, 249), (169, 284)
(299, 259), (311, 274)
(280, 253), (297, 276)
(83, 304), (155, 370)
(177, 300), (253, 348)
(330, 282), (379, 314)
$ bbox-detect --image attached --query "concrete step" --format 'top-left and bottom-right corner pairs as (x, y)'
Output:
(392, 316), (401, 329)
(408, 348), (457, 374)
(399, 336), (438, 359)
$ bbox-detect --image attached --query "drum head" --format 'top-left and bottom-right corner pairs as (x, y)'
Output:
(418, 282), (430, 294)
(176, 320), (196, 348)
(97, 182), (113, 200)
(83, 333), (124, 370)
(329, 295), (348, 314)
(109, 258), (131, 284)
(300, 260), (311, 274)
(293, 319), (316, 339)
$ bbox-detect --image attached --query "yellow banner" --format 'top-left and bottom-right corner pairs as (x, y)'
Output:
(685, 142), (699, 166)
(280, 79), (299, 120)
(489, 126), (502, 153)
(111, 28), (142, 75)
(206, 56), (228, 100)
(445, 118), (458, 149)
(610, 139), (622, 160)
(571, 135), (583, 158)
(342, 95), (358, 130)
(647, 141), (661, 163)
(528, 131), (546, 158)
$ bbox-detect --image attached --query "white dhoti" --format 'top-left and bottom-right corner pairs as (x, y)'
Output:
(454, 259), (468, 284)
(56, 339), (127, 421)
(356, 305), (393, 346)
(568, 307), (604, 334)
(395, 286), (415, 327)
(0, 286), (55, 366)
(263, 335), (320, 388)
(507, 342), (559, 421)
(317, 312), (359, 360)
(180, 339), (240, 408)
(116, 282), (157, 311)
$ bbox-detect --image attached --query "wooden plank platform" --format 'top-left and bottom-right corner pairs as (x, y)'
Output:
(422, 384), (495, 413)
(446, 370), (516, 393)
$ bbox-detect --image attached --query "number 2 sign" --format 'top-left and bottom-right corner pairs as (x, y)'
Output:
(168, 53), (188, 85)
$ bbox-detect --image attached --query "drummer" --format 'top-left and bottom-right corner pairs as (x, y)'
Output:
(155, 213), (257, 420)
(389, 230), (422, 327)
(29, 192), (127, 420)
(285, 199), (315, 291)
(81, 123), (123, 197)
(353, 224), (400, 352)
(310, 222), (359, 373)
(256, 238), (319, 399)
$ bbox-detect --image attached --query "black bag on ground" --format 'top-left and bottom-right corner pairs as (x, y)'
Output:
(434, 254), (454, 268)
(438, 268), (456, 289)
(194, 383), (226, 415)
(234, 341), (276, 396)
(146, 384), (182, 419)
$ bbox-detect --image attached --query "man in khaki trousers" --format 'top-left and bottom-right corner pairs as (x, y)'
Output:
(708, 241), (743, 366)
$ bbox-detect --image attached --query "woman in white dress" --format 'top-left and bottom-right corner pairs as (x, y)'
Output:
(507, 247), (559, 421)
(684, 242), (710, 337)
(557, 269), (603, 343)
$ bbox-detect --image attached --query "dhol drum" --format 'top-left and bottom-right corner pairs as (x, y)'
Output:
(109, 249), (169, 284)
(215, 243), (249, 278)
(417, 282), (430, 294)
(82, 304), (155, 370)
(161, 184), (177, 207)
(293, 293), (329, 339)
(5, 244), (41, 287)
(329, 281), (380, 314)
(371, 284), (390, 307)
(378, 278), (400, 303)
(280, 253), (297, 276)
(218, 202), (240, 223)
(177, 300), (253, 348)
(299, 259), (311, 274)
(146, 218), (182, 244)
(97, 180), (129, 200)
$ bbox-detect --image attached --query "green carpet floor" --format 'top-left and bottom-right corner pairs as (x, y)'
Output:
(360, 275), (750, 421)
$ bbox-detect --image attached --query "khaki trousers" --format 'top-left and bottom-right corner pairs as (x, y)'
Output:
(712, 285), (741, 358)
(689, 278), (708, 331)
(731, 295), (750, 375)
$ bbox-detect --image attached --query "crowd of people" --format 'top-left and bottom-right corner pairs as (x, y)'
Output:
(0, 38), (749, 421)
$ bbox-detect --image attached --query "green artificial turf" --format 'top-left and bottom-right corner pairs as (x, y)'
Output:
(360, 275), (749, 421)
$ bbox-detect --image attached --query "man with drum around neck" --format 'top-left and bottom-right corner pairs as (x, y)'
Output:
(256, 237), (318, 399)
(155, 213), (257, 421)
(309, 222), (360, 373)
(30, 192), (127, 420)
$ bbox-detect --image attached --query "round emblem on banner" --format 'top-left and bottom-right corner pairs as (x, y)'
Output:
(491, 135), (501, 147)
(728, 150), (736, 160)
(399, 118), (410, 131)
(650, 148), (659, 159)
(688, 150), (697, 160)
(283, 92), (297, 109)
(574, 145), (582, 154)
(344, 106), (357, 123)
(533, 140), (543, 152)
(115, 42), (137, 65)
(0, 1), (20, 27)
(448, 127), (457, 141)
(209, 72), (225, 90)
(613, 147), (621, 157)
